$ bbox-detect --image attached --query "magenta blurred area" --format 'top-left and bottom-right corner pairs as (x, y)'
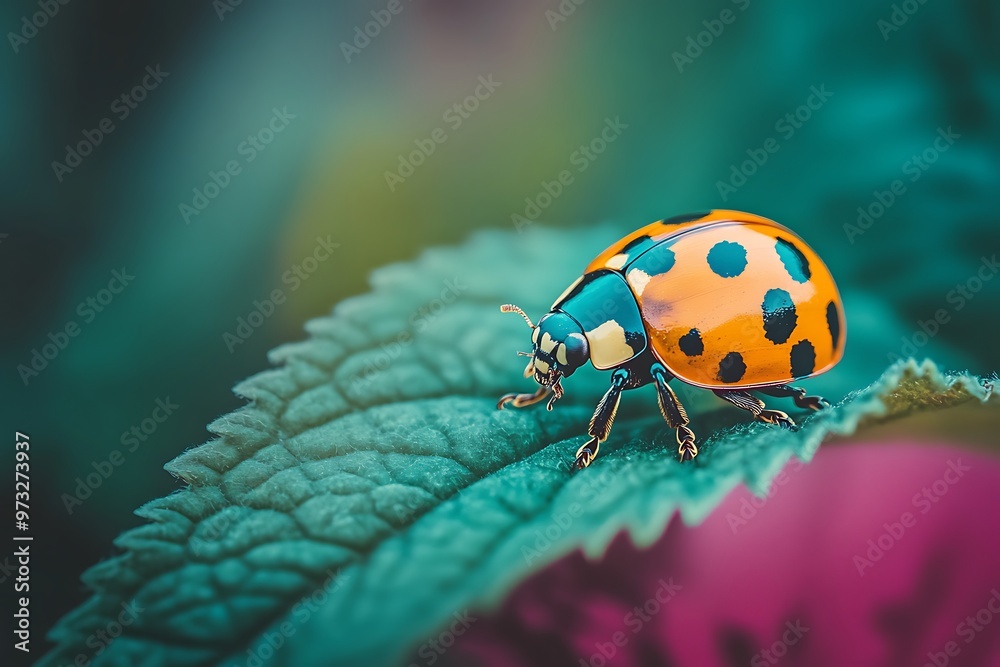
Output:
(448, 443), (1000, 667)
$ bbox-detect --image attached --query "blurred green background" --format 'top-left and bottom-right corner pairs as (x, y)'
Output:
(2, 0), (998, 647)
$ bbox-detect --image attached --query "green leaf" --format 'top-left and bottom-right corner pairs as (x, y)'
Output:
(41, 226), (995, 667)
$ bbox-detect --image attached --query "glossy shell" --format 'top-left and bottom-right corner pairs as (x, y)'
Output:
(584, 210), (845, 389)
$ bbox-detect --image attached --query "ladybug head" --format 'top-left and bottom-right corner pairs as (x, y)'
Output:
(501, 304), (590, 387)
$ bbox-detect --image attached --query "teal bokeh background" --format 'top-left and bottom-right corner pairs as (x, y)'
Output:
(2, 0), (998, 648)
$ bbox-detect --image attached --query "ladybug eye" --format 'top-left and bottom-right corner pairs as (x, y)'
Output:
(564, 333), (589, 363)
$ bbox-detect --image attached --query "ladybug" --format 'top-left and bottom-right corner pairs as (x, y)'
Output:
(498, 210), (846, 469)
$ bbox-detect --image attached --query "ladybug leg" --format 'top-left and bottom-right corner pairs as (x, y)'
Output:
(497, 385), (551, 410)
(651, 364), (697, 461)
(574, 369), (629, 470)
(757, 384), (831, 411)
(713, 390), (799, 431)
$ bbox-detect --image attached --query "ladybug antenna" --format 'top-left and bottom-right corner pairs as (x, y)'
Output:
(500, 304), (535, 328)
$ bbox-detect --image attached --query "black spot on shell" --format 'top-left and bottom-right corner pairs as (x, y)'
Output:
(638, 245), (676, 274)
(707, 241), (748, 278)
(790, 339), (816, 377)
(661, 211), (710, 226)
(622, 234), (652, 253)
(775, 237), (811, 283)
(717, 352), (746, 383)
(826, 301), (841, 350)
(762, 288), (798, 344)
(678, 328), (704, 356)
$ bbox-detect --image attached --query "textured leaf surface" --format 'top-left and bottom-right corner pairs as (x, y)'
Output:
(41, 227), (995, 667)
